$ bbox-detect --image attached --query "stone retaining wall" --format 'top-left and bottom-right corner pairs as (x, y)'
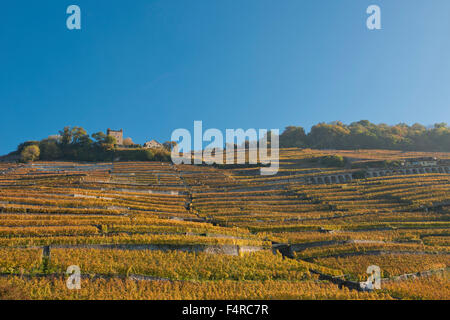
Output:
(29, 244), (267, 257)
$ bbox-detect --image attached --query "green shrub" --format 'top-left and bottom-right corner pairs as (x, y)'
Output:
(20, 145), (40, 163)
(319, 155), (346, 167)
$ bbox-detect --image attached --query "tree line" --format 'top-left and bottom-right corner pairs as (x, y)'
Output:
(16, 126), (171, 163)
(279, 120), (450, 152)
(12, 121), (450, 163)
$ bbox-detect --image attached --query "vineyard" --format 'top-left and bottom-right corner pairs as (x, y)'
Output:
(0, 148), (448, 300)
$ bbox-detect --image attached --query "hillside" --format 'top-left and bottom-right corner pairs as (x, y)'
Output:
(0, 148), (449, 299)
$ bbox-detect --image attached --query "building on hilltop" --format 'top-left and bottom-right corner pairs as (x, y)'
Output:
(143, 140), (163, 149)
(107, 128), (123, 145)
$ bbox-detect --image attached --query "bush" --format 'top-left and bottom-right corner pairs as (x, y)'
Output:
(123, 138), (134, 146)
(17, 141), (39, 153)
(39, 138), (62, 160)
(319, 155), (346, 167)
(151, 148), (171, 162)
(20, 145), (40, 163)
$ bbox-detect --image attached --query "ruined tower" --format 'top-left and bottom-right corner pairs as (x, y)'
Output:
(106, 128), (123, 145)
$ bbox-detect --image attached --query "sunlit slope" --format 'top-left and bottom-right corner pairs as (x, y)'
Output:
(0, 148), (448, 299)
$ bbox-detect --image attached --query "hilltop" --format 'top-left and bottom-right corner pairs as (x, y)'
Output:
(4, 121), (450, 164)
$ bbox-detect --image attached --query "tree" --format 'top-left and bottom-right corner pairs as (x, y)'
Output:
(103, 136), (116, 151)
(59, 126), (73, 147)
(92, 131), (107, 144)
(434, 123), (447, 129)
(39, 138), (62, 160)
(17, 141), (39, 153)
(319, 155), (346, 167)
(123, 137), (134, 146)
(143, 149), (154, 160)
(151, 148), (171, 161)
(280, 126), (307, 148)
(71, 127), (89, 145)
(259, 130), (278, 147)
(163, 141), (178, 151)
(92, 132), (115, 151)
(308, 123), (350, 149)
(20, 145), (40, 163)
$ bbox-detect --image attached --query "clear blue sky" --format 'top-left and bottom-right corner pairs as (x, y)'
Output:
(1, 1), (450, 154)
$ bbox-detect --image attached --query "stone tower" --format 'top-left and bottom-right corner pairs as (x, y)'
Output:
(107, 128), (123, 145)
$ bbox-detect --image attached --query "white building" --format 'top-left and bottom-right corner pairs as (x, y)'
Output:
(143, 140), (163, 149)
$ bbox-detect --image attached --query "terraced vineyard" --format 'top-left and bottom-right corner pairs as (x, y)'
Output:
(0, 149), (448, 300)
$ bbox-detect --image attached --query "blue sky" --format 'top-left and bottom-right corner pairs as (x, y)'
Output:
(1, 1), (450, 154)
